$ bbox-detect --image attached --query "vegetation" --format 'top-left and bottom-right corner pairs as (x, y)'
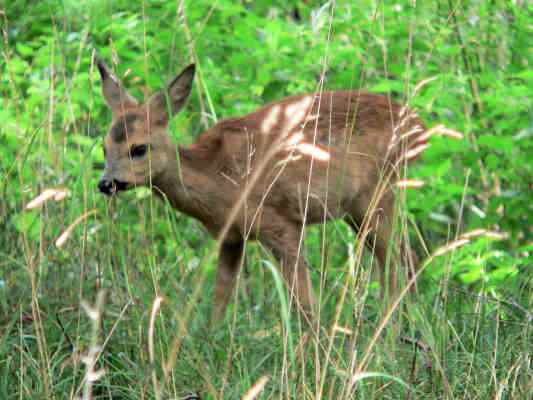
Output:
(1, 0), (531, 398)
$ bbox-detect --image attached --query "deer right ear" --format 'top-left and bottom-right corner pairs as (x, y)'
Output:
(147, 64), (195, 125)
(96, 57), (138, 114)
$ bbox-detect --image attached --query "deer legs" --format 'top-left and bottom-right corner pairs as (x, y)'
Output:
(211, 221), (316, 325)
(345, 190), (399, 301)
(259, 222), (316, 323)
(211, 241), (245, 325)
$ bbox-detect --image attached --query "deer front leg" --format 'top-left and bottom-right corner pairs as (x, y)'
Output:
(211, 241), (245, 325)
(259, 222), (316, 324)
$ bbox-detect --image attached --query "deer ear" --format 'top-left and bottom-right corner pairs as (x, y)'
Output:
(96, 57), (138, 113)
(147, 64), (195, 125)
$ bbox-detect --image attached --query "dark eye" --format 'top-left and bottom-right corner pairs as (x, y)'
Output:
(130, 144), (149, 158)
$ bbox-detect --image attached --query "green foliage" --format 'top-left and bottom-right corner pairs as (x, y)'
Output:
(0, 0), (531, 399)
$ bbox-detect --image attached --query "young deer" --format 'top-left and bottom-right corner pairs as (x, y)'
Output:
(96, 59), (426, 324)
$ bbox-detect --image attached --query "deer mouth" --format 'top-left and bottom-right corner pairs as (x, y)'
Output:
(98, 178), (131, 196)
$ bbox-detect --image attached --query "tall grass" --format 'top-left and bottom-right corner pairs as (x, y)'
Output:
(1, 1), (531, 399)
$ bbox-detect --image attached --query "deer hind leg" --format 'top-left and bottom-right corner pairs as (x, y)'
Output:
(400, 235), (421, 293)
(258, 220), (316, 323)
(211, 241), (245, 326)
(345, 189), (398, 301)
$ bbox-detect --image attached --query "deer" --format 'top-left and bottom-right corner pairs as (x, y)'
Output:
(95, 58), (427, 325)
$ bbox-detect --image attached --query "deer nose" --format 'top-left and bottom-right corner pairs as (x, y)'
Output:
(98, 179), (115, 195)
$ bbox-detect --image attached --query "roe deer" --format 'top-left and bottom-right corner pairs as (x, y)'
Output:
(95, 59), (426, 324)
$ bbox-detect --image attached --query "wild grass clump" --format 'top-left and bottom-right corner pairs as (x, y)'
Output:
(1, 1), (531, 399)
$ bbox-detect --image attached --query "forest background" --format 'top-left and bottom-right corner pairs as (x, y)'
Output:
(0, 0), (531, 399)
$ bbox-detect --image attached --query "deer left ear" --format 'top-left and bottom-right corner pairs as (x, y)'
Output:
(147, 64), (195, 124)
(95, 57), (138, 114)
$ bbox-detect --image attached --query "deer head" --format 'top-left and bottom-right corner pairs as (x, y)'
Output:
(96, 59), (195, 195)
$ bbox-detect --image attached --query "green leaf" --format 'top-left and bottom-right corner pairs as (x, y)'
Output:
(16, 43), (34, 57)
(12, 211), (41, 241)
(477, 135), (514, 154)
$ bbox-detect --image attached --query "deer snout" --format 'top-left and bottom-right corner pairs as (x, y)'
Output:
(98, 178), (115, 196)
(98, 178), (129, 196)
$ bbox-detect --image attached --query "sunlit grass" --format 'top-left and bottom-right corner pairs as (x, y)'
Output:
(0, 1), (531, 399)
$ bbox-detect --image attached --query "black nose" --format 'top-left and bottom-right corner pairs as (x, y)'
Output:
(98, 179), (115, 195)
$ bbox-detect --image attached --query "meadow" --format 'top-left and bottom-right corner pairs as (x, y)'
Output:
(0, 1), (531, 398)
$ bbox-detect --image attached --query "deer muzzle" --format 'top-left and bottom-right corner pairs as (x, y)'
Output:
(98, 178), (129, 196)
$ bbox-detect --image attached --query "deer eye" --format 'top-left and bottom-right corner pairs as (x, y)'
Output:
(130, 144), (149, 158)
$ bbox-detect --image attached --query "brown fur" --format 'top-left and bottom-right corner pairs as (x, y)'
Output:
(96, 60), (426, 324)
(110, 114), (139, 142)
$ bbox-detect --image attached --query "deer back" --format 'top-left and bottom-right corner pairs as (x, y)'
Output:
(186, 90), (425, 226)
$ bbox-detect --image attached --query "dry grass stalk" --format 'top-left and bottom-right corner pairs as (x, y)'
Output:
(242, 376), (269, 400)
(25, 187), (70, 209)
(55, 209), (96, 248)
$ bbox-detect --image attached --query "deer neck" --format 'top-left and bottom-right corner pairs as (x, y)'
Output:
(152, 145), (215, 221)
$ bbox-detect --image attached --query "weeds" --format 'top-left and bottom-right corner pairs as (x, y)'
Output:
(0, 1), (531, 399)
